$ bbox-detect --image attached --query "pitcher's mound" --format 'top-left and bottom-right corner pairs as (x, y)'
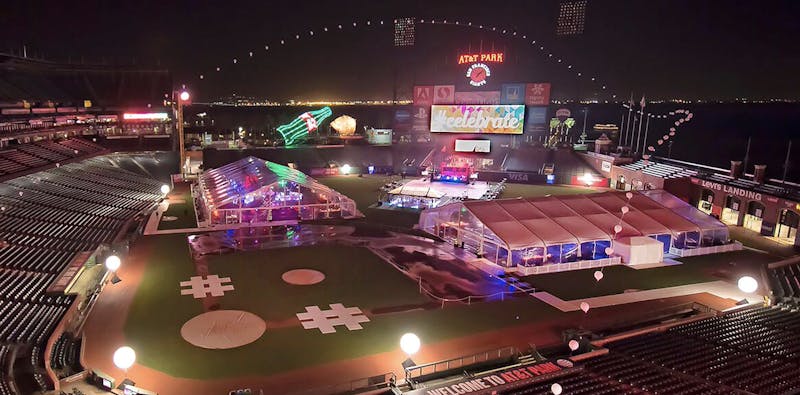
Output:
(282, 269), (325, 285)
(181, 310), (265, 349)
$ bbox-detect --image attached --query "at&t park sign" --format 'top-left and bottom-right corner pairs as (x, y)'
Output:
(457, 52), (505, 64)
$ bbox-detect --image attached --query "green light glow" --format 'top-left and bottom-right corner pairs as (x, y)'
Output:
(277, 107), (333, 146)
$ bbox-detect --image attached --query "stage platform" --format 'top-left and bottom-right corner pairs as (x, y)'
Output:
(397, 178), (492, 200)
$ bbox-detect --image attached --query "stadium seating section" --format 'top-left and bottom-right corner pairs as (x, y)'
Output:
(492, 303), (800, 395)
(0, 155), (164, 394)
(0, 54), (170, 108)
(0, 138), (105, 179)
(50, 333), (83, 377)
(767, 259), (800, 302)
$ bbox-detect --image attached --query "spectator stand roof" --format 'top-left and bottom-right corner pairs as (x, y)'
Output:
(199, 156), (355, 211)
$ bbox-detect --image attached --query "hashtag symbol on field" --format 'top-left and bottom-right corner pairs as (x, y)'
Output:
(179, 275), (234, 298)
(296, 304), (370, 334)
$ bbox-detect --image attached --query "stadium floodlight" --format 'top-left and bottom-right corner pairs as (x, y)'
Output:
(179, 91), (190, 101)
(160, 184), (171, 194)
(737, 276), (758, 293)
(105, 255), (121, 272)
(113, 346), (136, 371)
(340, 164), (352, 175)
(400, 333), (421, 355)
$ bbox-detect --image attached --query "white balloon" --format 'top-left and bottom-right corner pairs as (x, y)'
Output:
(613, 224), (623, 233)
(551, 383), (563, 395)
(580, 302), (590, 313)
(568, 339), (579, 351)
(621, 206), (630, 214)
(594, 270), (604, 281)
(625, 192), (634, 199)
(604, 247), (614, 256)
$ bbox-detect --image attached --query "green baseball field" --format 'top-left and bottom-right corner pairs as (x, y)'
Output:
(123, 234), (561, 379)
(132, 175), (782, 384)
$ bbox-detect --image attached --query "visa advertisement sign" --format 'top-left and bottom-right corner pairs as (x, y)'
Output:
(430, 105), (525, 134)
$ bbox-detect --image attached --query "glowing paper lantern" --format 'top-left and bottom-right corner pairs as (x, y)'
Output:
(330, 115), (357, 137)
(663, 135), (669, 140)
(669, 131), (675, 136)
(594, 270), (604, 281)
(658, 139), (664, 145)
(277, 107), (333, 146)
(669, 127), (676, 132)
(642, 154), (651, 160)
(568, 339), (579, 351)
(648, 146), (655, 152)
(551, 383), (563, 395)
(579, 302), (590, 313)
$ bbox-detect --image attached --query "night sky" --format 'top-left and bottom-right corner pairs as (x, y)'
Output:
(2, 0), (798, 101)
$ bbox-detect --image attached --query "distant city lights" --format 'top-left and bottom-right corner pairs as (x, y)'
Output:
(122, 112), (169, 121)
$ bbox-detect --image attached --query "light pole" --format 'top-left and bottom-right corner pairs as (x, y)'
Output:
(400, 333), (421, 382)
(175, 90), (191, 175)
(113, 346), (136, 390)
(581, 107), (588, 137)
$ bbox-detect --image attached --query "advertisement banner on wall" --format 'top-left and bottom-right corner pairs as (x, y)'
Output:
(413, 85), (434, 106)
(412, 106), (430, 132)
(366, 128), (393, 145)
(433, 85), (455, 104)
(454, 91), (501, 105)
(525, 83), (551, 105)
(430, 105), (525, 134)
(455, 139), (491, 153)
(524, 106), (548, 134)
(393, 109), (412, 131)
(501, 83), (526, 104)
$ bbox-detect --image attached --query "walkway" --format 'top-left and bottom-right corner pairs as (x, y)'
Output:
(533, 280), (763, 313)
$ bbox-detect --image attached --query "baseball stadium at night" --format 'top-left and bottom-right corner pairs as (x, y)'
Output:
(0, 1), (799, 395)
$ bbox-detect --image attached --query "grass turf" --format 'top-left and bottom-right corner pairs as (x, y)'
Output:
(123, 235), (562, 379)
(157, 183), (198, 230)
(499, 183), (601, 199)
(524, 249), (778, 300)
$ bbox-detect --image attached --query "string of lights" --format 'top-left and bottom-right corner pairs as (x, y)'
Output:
(193, 17), (616, 99)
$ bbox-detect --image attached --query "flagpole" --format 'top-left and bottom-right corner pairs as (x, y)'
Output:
(619, 113), (626, 146)
(625, 93), (633, 147)
(782, 140), (793, 185)
(635, 111), (643, 154)
(635, 95), (645, 154)
(641, 114), (651, 155)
